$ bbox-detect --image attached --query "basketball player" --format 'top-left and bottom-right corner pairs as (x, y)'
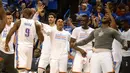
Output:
(105, 4), (122, 73)
(72, 14), (128, 73)
(120, 19), (130, 73)
(0, 12), (18, 73)
(70, 15), (94, 73)
(43, 19), (71, 73)
(38, 12), (57, 73)
(4, 8), (44, 73)
(0, 0), (6, 34)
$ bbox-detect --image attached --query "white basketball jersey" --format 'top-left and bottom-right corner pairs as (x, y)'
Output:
(50, 29), (71, 59)
(0, 22), (15, 54)
(121, 29), (130, 56)
(71, 27), (94, 51)
(41, 23), (56, 53)
(17, 18), (36, 46)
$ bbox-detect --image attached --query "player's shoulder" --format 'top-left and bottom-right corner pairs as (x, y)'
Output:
(94, 27), (100, 31)
(63, 30), (71, 35)
(108, 27), (118, 32)
(20, 18), (27, 21)
(73, 26), (82, 31)
(88, 27), (94, 31)
(20, 18), (24, 20)
(127, 29), (130, 32)
(108, 27), (115, 30)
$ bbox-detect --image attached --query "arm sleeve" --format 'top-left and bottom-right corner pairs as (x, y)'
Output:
(113, 30), (126, 46)
(42, 23), (52, 35)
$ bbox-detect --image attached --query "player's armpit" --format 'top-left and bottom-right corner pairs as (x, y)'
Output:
(35, 22), (44, 43)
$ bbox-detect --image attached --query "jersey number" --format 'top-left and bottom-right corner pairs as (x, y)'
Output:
(25, 28), (30, 37)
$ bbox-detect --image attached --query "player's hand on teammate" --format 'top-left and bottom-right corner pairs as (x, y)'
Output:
(71, 42), (87, 57)
(79, 49), (87, 57)
(4, 44), (10, 52)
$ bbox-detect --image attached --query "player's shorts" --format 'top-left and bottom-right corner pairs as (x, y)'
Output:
(38, 44), (51, 69)
(16, 45), (33, 70)
(50, 55), (68, 73)
(90, 51), (114, 73)
(38, 53), (50, 69)
(72, 50), (92, 72)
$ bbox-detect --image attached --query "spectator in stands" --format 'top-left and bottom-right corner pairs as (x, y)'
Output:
(76, 2), (91, 27)
(93, 1), (103, 11)
(105, 2), (118, 19)
(64, 18), (76, 34)
(116, 3), (130, 26)
(13, 10), (21, 22)
(33, 1), (47, 23)
(82, 0), (92, 12)
(78, 2), (91, 17)
(93, 6), (104, 27)
(26, 0), (36, 8)
(125, 5), (130, 13)
(21, 2), (26, 11)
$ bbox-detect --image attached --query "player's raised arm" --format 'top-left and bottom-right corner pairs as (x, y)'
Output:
(0, 0), (7, 34)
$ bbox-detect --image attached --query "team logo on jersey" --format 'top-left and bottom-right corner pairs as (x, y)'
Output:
(55, 34), (66, 40)
(98, 30), (104, 36)
(79, 33), (88, 39)
(24, 23), (32, 26)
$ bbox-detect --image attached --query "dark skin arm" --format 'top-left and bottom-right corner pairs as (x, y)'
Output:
(35, 22), (44, 48)
(5, 20), (21, 52)
(127, 41), (130, 49)
(0, 0), (7, 34)
(70, 38), (87, 57)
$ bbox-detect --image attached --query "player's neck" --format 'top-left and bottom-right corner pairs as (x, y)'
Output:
(57, 27), (63, 31)
(6, 23), (11, 26)
(49, 23), (55, 27)
(101, 24), (109, 28)
(124, 28), (130, 31)
(82, 26), (89, 29)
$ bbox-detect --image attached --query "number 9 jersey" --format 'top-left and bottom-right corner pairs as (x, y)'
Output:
(17, 18), (36, 46)
(16, 18), (37, 69)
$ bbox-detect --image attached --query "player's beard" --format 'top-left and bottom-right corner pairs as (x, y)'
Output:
(102, 19), (110, 24)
